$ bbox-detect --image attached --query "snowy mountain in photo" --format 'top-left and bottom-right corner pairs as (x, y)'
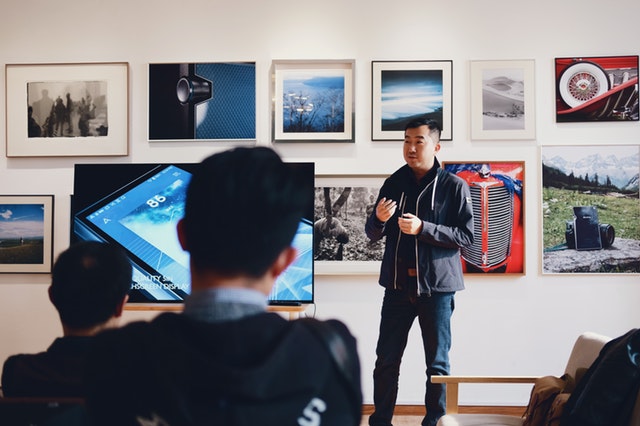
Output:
(542, 151), (639, 190)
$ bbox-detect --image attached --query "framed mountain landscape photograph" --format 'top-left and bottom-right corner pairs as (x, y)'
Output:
(541, 145), (640, 274)
(470, 59), (536, 140)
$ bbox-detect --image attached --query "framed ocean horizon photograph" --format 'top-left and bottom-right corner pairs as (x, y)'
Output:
(0, 195), (54, 273)
(470, 59), (536, 140)
(271, 60), (354, 143)
(372, 60), (452, 141)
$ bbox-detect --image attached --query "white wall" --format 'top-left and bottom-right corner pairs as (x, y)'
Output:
(1, 0), (638, 406)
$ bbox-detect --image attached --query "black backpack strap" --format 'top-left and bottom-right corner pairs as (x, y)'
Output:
(298, 318), (361, 423)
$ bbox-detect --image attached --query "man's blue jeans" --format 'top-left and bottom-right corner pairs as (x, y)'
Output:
(369, 288), (455, 426)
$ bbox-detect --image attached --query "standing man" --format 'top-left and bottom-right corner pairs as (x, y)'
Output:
(365, 118), (474, 426)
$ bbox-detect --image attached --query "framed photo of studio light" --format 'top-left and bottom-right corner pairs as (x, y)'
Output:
(541, 145), (640, 274)
(314, 175), (385, 274)
(148, 62), (256, 141)
(372, 60), (453, 141)
(470, 60), (536, 140)
(5, 62), (129, 157)
(0, 195), (54, 274)
(271, 60), (355, 143)
(443, 161), (525, 274)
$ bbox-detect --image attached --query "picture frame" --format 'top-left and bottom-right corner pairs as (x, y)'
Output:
(148, 62), (256, 141)
(554, 55), (639, 122)
(442, 161), (525, 274)
(371, 60), (453, 141)
(314, 174), (386, 274)
(469, 60), (536, 140)
(5, 62), (129, 157)
(0, 195), (54, 273)
(271, 60), (355, 143)
(541, 145), (640, 274)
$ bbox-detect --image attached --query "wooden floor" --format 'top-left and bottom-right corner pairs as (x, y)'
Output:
(360, 405), (525, 425)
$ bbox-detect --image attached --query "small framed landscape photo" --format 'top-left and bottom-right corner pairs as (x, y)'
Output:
(0, 195), (54, 273)
(470, 59), (536, 140)
(5, 62), (129, 157)
(371, 60), (453, 141)
(271, 60), (355, 143)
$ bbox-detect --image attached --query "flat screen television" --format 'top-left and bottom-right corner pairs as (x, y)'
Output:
(70, 162), (314, 305)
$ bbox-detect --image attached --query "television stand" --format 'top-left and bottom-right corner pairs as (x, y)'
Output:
(268, 301), (302, 307)
(267, 303), (307, 320)
(126, 303), (308, 320)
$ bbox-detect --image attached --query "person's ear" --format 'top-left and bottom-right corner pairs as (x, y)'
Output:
(177, 219), (188, 250)
(48, 285), (55, 304)
(270, 246), (297, 279)
(113, 294), (129, 318)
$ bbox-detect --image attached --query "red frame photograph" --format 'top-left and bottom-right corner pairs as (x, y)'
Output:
(555, 55), (639, 122)
(443, 162), (525, 274)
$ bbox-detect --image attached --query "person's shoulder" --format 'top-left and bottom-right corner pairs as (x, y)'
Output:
(389, 164), (410, 179)
(2, 348), (50, 373)
(440, 167), (468, 186)
(93, 312), (181, 345)
(383, 165), (411, 187)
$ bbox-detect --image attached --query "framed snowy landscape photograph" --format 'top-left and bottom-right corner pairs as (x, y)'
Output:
(470, 60), (536, 140)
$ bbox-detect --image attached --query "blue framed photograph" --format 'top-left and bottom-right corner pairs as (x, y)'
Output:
(271, 60), (354, 143)
(372, 60), (452, 141)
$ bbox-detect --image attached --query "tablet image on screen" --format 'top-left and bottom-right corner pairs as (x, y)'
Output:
(74, 165), (192, 301)
(72, 162), (315, 305)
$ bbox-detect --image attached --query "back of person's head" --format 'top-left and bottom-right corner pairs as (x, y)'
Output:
(50, 241), (132, 330)
(182, 146), (310, 277)
(405, 118), (441, 142)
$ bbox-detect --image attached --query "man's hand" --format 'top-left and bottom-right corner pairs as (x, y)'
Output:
(376, 197), (397, 223)
(398, 213), (423, 235)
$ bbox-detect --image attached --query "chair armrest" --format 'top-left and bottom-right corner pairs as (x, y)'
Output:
(430, 375), (538, 414)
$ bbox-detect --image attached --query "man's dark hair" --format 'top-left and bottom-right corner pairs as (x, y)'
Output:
(182, 146), (311, 277)
(50, 241), (132, 329)
(404, 118), (441, 141)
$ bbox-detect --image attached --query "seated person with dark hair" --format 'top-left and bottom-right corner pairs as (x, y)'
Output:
(1, 241), (132, 397)
(84, 147), (363, 426)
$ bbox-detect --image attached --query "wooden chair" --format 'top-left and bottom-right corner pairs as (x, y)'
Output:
(431, 331), (613, 426)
